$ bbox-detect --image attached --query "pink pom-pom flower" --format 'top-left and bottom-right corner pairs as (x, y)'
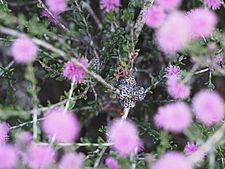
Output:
(154, 102), (192, 133)
(42, 108), (80, 142)
(11, 37), (38, 63)
(59, 152), (85, 169)
(0, 122), (9, 145)
(167, 76), (191, 99)
(192, 90), (225, 126)
(107, 119), (141, 156)
(105, 157), (120, 169)
(184, 142), (198, 155)
(46, 0), (67, 14)
(16, 131), (32, 145)
(155, 0), (182, 11)
(25, 143), (55, 169)
(151, 152), (193, 169)
(100, 0), (120, 12)
(144, 6), (166, 28)
(63, 58), (89, 83)
(165, 65), (181, 78)
(204, 0), (221, 10)
(156, 12), (191, 54)
(188, 8), (217, 38)
(0, 144), (18, 169)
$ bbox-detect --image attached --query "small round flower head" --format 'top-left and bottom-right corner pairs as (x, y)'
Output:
(188, 8), (217, 38)
(59, 152), (85, 169)
(155, 0), (182, 11)
(0, 144), (18, 169)
(16, 131), (32, 145)
(105, 157), (120, 169)
(204, 0), (221, 10)
(156, 12), (191, 54)
(151, 152), (193, 169)
(46, 0), (67, 14)
(144, 6), (166, 28)
(154, 102), (192, 133)
(192, 90), (225, 126)
(0, 122), (9, 145)
(42, 108), (80, 142)
(11, 37), (38, 63)
(25, 143), (55, 169)
(165, 65), (181, 78)
(63, 58), (89, 83)
(184, 142), (198, 155)
(167, 76), (191, 99)
(100, 0), (120, 12)
(108, 119), (141, 156)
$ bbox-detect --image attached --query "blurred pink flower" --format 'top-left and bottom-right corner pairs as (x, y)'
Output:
(184, 142), (198, 155)
(108, 119), (141, 156)
(11, 37), (38, 63)
(154, 102), (192, 133)
(100, 0), (120, 12)
(204, 0), (221, 10)
(192, 90), (225, 126)
(151, 152), (193, 169)
(16, 131), (32, 145)
(155, 0), (182, 11)
(105, 157), (120, 169)
(156, 12), (191, 54)
(63, 58), (89, 83)
(0, 122), (9, 145)
(41, 10), (59, 25)
(42, 108), (80, 142)
(144, 6), (166, 28)
(165, 65), (181, 78)
(59, 152), (85, 169)
(46, 0), (67, 14)
(0, 144), (18, 169)
(25, 143), (55, 169)
(188, 8), (217, 38)
(167, 76), (191, 99)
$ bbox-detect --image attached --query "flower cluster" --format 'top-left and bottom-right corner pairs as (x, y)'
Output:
(63, 59), (89, 83)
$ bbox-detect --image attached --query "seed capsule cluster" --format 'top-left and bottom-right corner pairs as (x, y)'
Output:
(119, 76), (146, 108)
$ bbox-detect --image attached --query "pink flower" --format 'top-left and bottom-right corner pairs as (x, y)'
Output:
(105, 157), (120, 169)
(192, 90), (225, 126)
(41, 10), (59, 25)
(100, 0), (120, 12)
(0, 144), (18, 169)
(204, 0), (221, 10)
(188, 8), (217, 38)
(151, 152), (193, 169)
(154, 102), (192, 133)
(108, 119), (141, 156)
(59, 152), (85, 169)
(11, 37), (38, 63)
(25, 143), (55, 169)
(42, 108), (80, 142)
(63, 58), (89, 83)
(155, 0), (182, 11)
(156, 12), (191, 54)
(165, 65), (181, 78)
(184, 142), (198, 155)
(46, 0), (67, 14)
(0, 122), (9, 145)
(144, 6), (166, 28)
(167, 77), (191, 99)
(16, 131), (32, 144)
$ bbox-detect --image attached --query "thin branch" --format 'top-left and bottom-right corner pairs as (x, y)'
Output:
(133, 0), (154, 45)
